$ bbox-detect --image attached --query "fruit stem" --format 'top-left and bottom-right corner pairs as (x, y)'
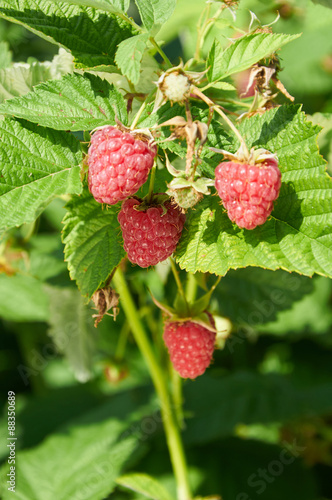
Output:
(149, 37), (172, 68)
(170, 258), (189, 312)
(147, 162), (157, 203)
(130, 99), (148, 130)
(185, 272), (198, 305)
(214, 106), (250, 155)
(113, 268), (192, 500)
(193, 87), (250, 157)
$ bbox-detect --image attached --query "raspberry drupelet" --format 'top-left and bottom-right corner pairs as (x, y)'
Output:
(88, 126), (157, 205)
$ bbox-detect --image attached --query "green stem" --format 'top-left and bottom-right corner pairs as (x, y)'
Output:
(147, 162), (157, 202)
(115, 321), (130, 360)
(130, 87), (157, 130)
(216, 98), (252, 109)
(171, 366), (185, 429)
(214, 105), (249, 155)
(193, 87), (249, 156)
(150, 37), (172, 68)
(113, 268), (192, 500)
(194, 3), (210, 61)
(170, 258), (188, 306)
(185, 273), (197, 304)
(130, 99), (148, 130)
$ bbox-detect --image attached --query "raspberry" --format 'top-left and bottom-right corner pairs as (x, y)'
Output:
(163, 319), (216, 379)
(215, 158), (281, 230)
(118, 197), (186, 268)
(88, 126), (157, 205)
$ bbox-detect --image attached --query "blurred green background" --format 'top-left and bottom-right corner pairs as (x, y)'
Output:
(0, 1), (332, 499)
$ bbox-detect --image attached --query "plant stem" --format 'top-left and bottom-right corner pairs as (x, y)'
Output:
(170, 257), (187, 305)
(185, 272), (197, 304)
(130, 99), (148, 130)
(194, 3), (210, 61)
(147, 162), (157, 202)
(193, 87), (249, 156)
(171, 366), (185, 429)
(115, 321), (130, 360)
(150, 37), (172, 68)
(113, 268), (192, 500)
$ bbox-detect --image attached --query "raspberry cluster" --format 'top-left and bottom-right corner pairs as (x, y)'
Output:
(118, 197), (186, 268)
(163, 319), (216, 379)
(88, 126), (157, 205)
(215, 158), (281, 230)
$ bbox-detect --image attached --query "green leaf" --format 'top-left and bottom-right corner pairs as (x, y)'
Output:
(21, 234), (67, 282)
(115, 33), (149, 85)
(208, 81), (236, 91)
(256, 276), (332, 336)
(311, 0), (332, 8)
(0, 41), (12, 70)
(46, 286), (97, 382)
(0, 49), (74, 103)
(176, 105), (332, 279)
(0, 416), (136, 500)
(207, 33), (301, 83)
(197, 437), (317, 500)
(0, 0), (136, 68)
(62, 188), (125, 299)
(135, 0), (176, 34)
(183, 372), (332, 445)
(0, 119), (82, 232)
(213, 268), (314, 325)
(0, 274), (49, 321)
(117, 473), (173, 500)
(0, 73), (128, 130)
(59, 0), (130, 15)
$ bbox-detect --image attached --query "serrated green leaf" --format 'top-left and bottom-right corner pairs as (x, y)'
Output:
(0, 49), (74, 103)
(0, 274), (49, 321)
(115, 33), (149, 84)
(0, 0), (136, 68)
(207, 33), (301, 83)
(0, 416), (136, 500)
(59, 0), (130, 15)
(0, 73), (128, 130)
(46, 286), (97, 382)
(117, 473), (173, 500)
(0, 119), (82, 232)
(135, 0), (176, 34)
(62, 188), (125, 299)
(175, 105), (332, 278)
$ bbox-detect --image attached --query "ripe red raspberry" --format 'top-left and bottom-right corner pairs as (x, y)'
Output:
(163, 319), (216, 379)
(215, 158), (281, 230)
(118, 197), (186, 268)
(88, 126), (157, 205)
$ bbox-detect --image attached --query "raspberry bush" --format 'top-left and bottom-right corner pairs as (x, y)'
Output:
(0, 1), (331, 500)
